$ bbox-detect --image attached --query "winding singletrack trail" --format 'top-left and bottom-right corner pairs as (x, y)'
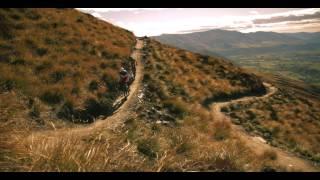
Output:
(210, 83), (319, 171)
(25, 39), (144, 145)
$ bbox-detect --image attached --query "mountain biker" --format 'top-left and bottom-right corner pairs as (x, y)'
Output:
(119, 67), (130, 96)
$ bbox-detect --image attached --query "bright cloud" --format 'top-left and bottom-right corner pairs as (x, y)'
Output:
(78, 8), (166, 12)
(77, 8), (320, 36)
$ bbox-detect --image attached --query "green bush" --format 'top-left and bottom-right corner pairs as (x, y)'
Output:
(40, 91), (64, 105)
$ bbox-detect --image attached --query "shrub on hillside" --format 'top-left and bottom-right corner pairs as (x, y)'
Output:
(13, 23), (25, 30)
(246, 110), (256, 121)
(76, 17), (83, 23)
(29, 105), (40, 119)
(71, 87), (80, 96)
(163, 99), (188, 119)
(8, 57), (26, 65)
(100, 62), (107, 69)
(137, 138), (159, 159)
(0, 15), (13, 40)
(25, 10), (41, 20)
(88, 80), (99, 92)
(176, 142), (192, 154)
(35, 62), (52, 72)
(50, 71), (66, 83)
(57, 101), (74, 120)
(44, 38), (58, 45)
(0, 79), (15, 92)
(25, 39), (36, 49)
(36, 48), (48, 56)
(101, 74), (117, 91)
(40, 91), (64, 105)
(10, 14), (21, 20)
(82, 97), (114, 122)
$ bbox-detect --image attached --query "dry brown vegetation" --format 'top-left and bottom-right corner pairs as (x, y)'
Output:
(0, 8), (136, 171)
(0, 8), (136, 126)
(222, 85), (320, 164)
(0, 9), (307, 172)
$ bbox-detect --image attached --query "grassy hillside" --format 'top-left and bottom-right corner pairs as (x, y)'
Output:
(221, 72), (320, 164)
(114, 39), (283, 171)
(0, 8), (136, 129)
(141, 39), (266, 111)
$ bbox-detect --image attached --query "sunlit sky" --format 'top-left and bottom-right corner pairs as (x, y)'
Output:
(77, 8), (320, 36)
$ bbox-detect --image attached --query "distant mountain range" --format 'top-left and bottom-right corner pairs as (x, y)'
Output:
(153, 29), (320, 57)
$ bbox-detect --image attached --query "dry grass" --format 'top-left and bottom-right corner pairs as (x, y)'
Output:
(261, 149), (278, 161)
(222, 87), (320, 164)
(0, 8), (136, 126)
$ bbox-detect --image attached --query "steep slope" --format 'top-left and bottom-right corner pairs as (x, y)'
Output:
(220, 70), (320, 164)
(0, 8), (136, 130)
(0, 8), (136, 170)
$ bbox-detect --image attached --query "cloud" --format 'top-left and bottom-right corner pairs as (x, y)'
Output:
(78, 8), (166, 13)
(249, 11), (259, 15)
(253, 10), (320, 24)
(177, 28), (213, 34)
(76, 8), (320, 36)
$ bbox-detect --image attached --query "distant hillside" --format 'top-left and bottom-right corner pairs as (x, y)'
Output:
(153, 29), (320, 57)
(153, 30), (320, 88)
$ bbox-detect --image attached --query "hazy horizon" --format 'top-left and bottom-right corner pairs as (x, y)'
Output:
(77, 8), (320, 36)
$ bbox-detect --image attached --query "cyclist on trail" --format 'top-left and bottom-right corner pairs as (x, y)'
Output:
(119, 67), (130, 96)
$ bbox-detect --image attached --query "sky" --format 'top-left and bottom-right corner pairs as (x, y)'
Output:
(77, 8), (320, 36)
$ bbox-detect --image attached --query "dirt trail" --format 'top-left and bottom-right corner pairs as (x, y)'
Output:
(210, 82), (319, 171)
